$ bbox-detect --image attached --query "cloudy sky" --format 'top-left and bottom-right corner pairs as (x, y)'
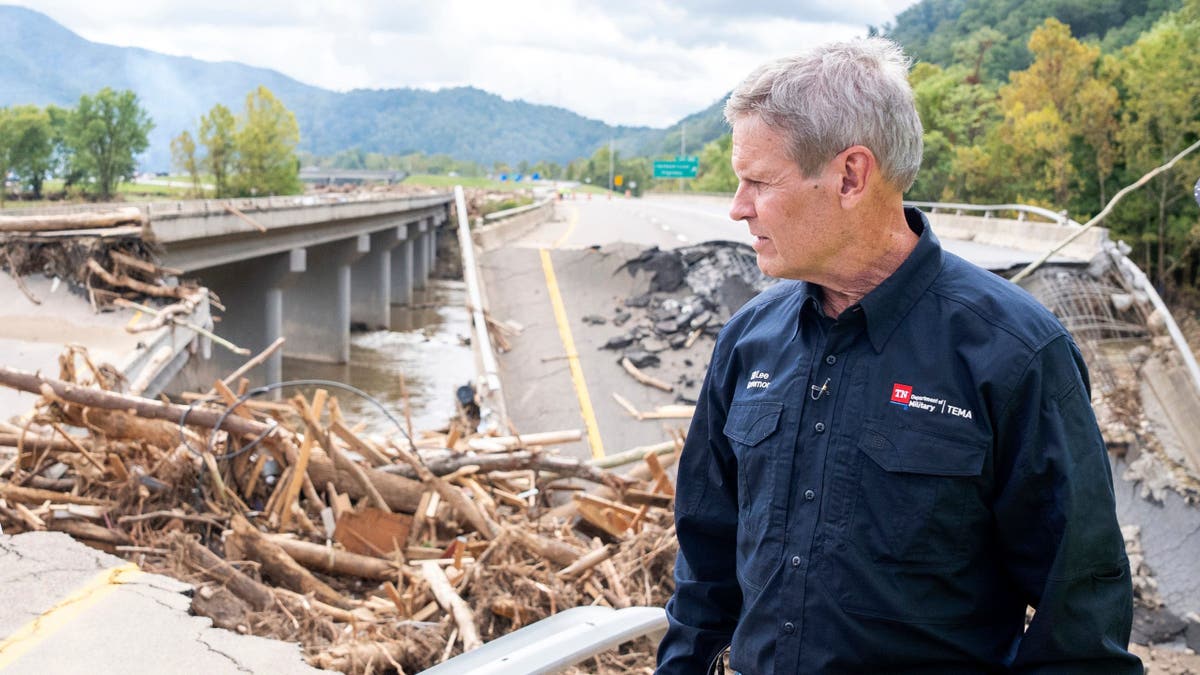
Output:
(14, 0), (921, 128)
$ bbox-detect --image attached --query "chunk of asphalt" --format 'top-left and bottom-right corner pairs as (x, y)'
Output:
(602, 335), (636, 350)
(621, 350), (660, 369)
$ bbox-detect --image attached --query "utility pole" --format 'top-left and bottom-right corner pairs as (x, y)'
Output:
(679, 123), (686, 193)
(608, 137), (614, 196)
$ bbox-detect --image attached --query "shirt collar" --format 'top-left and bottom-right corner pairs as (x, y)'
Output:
(856, 207), (944, 352)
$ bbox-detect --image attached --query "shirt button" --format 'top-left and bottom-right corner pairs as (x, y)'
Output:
(805, 489), (816, 501)
(783, 622), (795, 634)
(791, 555), (802, 567)
(825, 355), (837, 365)
(814, 422), (826, 433)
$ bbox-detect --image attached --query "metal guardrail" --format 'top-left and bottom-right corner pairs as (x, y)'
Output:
(419, 606), (667, 675)
(914, 199), (1200, 398)
(481, 198), (552, 224)
(455, 185), (503, 403)
(903, 200), (1084, 228)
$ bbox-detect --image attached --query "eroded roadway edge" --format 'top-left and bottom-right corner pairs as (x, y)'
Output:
(0, 531), (332, 675)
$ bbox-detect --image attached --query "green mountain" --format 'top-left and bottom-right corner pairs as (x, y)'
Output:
(886, 0), (1181, 80)
(0, 5), (729, 171)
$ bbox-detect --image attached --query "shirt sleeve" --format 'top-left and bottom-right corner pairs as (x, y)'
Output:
(992, 334), (1142, 673)
(656, 337), (743, 674)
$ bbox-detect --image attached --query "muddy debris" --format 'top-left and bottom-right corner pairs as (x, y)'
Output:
(0, 340), (681, 674)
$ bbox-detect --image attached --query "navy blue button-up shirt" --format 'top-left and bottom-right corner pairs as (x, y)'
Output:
(658, 209), (1139, 674)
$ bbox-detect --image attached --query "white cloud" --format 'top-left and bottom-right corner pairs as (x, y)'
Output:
(13, 0), (921, 127)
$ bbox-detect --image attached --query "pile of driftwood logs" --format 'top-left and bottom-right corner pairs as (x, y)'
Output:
(0, 348), (680, 674)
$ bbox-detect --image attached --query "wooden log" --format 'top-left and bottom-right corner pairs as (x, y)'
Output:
(381, 448), (628, 487)
(0, 367), (425, 513)
(589, 440), (678, 470)
(0, 207), (146, 232)
(47, 519), (132, 546)
(396, 445), (496, 539)
(297, 393), (390, 512)
(620, 357), (673, 393)
(421, 561), (482, 651)
(556, 544), (615, 579)
(264, 534), (400, 581)
(621, 489), (674, 508)
(203, 337), (285, 399)
(223, 203), (269, 233)
(276, 432), (314, 531)
(0, 483), (113, 507)
(109, 250), (180, 277)
(329, 420), (392, 467)
(466, 429), (582, 452)
(86, 259), (193, 299)
(509, 527), (583, 567)
(228, 514), (353, 609)
(172, 532), (274, 611)
(0, 431), (100, 454)
(644, 451), (675, 496)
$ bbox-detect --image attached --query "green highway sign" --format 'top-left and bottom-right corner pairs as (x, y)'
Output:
(654, 156), (699, 179)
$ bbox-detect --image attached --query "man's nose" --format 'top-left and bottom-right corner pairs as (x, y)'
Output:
(729, 185), (754, 222)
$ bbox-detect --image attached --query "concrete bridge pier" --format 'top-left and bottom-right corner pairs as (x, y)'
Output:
(283, 235), (369, 363)
(427, 216), (440, 275)
(411, 220), (430, 291)
(391, 236), (415, 308)
(174, 249), (305, 390)
(351, 225), (407, 330)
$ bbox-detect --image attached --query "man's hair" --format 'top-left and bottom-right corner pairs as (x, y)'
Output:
(725, 37), (923, 192)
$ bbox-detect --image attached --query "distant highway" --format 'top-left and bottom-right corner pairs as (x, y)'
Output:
(536, 193), (751, 250)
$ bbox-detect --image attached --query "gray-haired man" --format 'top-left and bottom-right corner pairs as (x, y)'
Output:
(657, 38), (1140, 674)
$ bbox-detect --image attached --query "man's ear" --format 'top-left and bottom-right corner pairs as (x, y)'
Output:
(837, 145), (875, 204)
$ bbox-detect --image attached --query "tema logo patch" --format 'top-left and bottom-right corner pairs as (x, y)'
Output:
(890, 383), (913, 406)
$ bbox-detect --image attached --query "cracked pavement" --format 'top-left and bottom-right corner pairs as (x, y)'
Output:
(0, 532), (332, 674)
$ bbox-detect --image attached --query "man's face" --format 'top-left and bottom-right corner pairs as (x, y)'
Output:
(729, 115), (846, 282)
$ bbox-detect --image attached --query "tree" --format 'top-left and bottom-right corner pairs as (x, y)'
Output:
(232, 86), (301, 197)
(0, 108), (14, 208)
(909, 61), (1001, 201)
(171, 130), (201, 196)
(694, 134), (736, 193)
(996, 18), (1120, 208)
(199, 104), (236, 197)
(65, 88), (153, 200)
(45, 105), (84, 190)
(1116, 9), (1200, 283)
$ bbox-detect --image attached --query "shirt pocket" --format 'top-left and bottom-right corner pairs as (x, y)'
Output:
(850, 420), (987, 568)
(723, 400), (784, 591)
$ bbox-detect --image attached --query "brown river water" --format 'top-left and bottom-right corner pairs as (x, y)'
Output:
(281, 280), (475, 437)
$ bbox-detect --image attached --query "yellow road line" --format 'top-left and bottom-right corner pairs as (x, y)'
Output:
(540, 205), (605, 458)
(552, 203), (578, 248)
(0, 563), (141, 668)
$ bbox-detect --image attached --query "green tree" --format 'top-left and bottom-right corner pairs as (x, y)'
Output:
(996, 18), (1120, 208)
(1116, 9), (1200, 283)
(0, 105), (55, 202)
(45, 105), (83, 190)
(694, 134), (736, 193)
(909, 62), (1001, 200)
(65, 88), (153, 200)
(232, 86), (301, 197)
(171, 130), (201, 196)
(0, 108), (14, 207)
(199, 104), (236, 197)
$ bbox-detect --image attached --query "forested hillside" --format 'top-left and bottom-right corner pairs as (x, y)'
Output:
(683, 0), (1200, 295)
